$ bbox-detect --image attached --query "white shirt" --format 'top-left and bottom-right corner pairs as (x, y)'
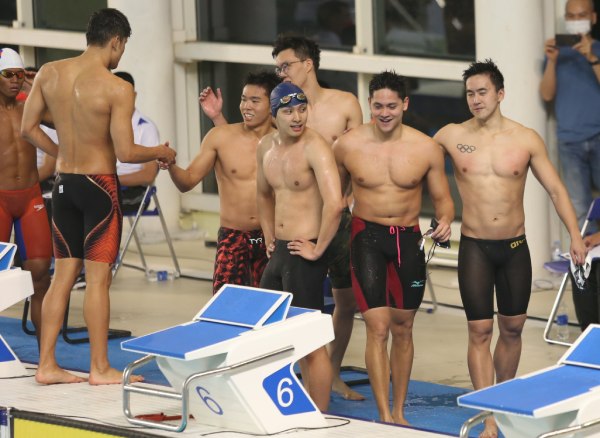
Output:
(36, 125), (58, 168)
(116, 108), (160, 176)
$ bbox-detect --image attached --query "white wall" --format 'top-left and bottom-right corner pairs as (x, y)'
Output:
(108, 0), (180, 231)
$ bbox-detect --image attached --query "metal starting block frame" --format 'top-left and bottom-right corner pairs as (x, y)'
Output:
(121, 284), (334, 434)
(458, 324), (600, 438)
(0, 243), (33, 378)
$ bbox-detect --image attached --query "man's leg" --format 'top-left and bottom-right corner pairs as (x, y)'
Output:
(304, 346), (333, 412)
(35, 258), (86, 384)
(558, 140), (592, 229)
(21, 258), (51, 345)
(329, 286), (363, 400)
(494, 314), (527, 383)
(467, 318), (497, 438)
(328, 210), (363, 400)
(84, 260), (141, 385)
(362, 307), (393, 422)
(389, 308), (417, 425)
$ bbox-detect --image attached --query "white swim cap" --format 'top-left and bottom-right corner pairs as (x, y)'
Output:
(0, 48), (25, 72)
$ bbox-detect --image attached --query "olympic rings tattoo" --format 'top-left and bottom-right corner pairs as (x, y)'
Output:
(456, 143), (476, 153)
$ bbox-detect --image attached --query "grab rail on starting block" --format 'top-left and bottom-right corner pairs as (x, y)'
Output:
(123, 345), (295, 433)
(459, 411), (493, 438)
(537, 416), (600, 438)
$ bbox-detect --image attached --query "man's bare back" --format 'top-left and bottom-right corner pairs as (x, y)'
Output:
(435, 118), (536, 240)
(31, 60), (140, 174)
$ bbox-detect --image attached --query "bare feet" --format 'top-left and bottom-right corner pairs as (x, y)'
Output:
(331, 376), (365, 401)
(35, 366), (87, 385)
(89, 366), (144, 385)
(392, 414), (410, 426)
(480, 416), (498, 438)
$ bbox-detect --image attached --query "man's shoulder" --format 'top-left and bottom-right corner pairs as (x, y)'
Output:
(322, 87), (359, 106)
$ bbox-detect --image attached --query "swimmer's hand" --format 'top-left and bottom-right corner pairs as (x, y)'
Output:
(199, 87), (223, 122)
(157, 141), (176, 169)
(570, 235), (588, 266)
(287, 239), (321, 261)
(430, 218), (451, 244)
(266, 239), (275, 258)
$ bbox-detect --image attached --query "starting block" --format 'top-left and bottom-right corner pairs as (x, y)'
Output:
(0, 243), (33, 378)
(121, 284), (334, 434)
(458, 324), (600, 438)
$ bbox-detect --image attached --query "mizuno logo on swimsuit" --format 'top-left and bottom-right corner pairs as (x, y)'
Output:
(248, 238), (263, 244)
(34, 204), (44, 212)
(510, 239), (525, 249)
(411, 280), (425, 288)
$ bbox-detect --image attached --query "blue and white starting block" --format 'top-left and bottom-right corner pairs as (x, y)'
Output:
(458, 324), (600, 437)
(0, 242), (33, 378)
(121, 284), (334, 434)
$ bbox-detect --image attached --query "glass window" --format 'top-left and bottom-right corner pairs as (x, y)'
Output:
(402, 78), (470, 218)
(35, 48), (81, 67)
(0, 1), (17, 27)
(33, 0), (107, 31)
(197, 0), (355, 51)
(373, 0), (475, 60)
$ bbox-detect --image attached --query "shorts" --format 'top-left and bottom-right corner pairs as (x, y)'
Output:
(458, 234), (532, 320)
(327, 207), (352, 289)
(260, 239), (328, 310)
(0, 183), (52, 260)
(350, 217), (425, 313)
(213, 227), (268, 294)
(52, 173), (122, 263)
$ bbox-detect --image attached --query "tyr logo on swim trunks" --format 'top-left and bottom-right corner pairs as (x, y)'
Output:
(249, 237), (263, 244)
(456, 143), (476, 153)
(510, 238), (525, 249)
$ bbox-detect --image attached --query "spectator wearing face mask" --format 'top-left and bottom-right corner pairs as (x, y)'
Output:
(540, 0), (600, 233)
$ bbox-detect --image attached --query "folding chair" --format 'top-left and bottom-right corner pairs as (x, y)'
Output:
(543, 197), (600, 346)
(112, 185), (180, 279)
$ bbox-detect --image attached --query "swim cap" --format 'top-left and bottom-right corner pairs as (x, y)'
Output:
(0, 48), (24, 72)
(270, 82), (308, 117)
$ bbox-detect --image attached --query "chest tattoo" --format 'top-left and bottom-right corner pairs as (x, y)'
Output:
(456, 143), (476, 153)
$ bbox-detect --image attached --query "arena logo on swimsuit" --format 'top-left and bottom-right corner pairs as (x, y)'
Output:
(510, 238), (525, 249)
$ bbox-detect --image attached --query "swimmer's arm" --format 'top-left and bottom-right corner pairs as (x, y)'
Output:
(38, 153), (56, 181)
(432, 124), (453, 155)
(529, 131), (586, 263)
(168, 131), (218, 192)
(199, 87), (228, 127)
(332, 138), (351, 196)
(257, 138), (276, 249)
(346, 94), (364, 129)
(308, 137), (344, 258)
(111, 85), (175, 164)
(20, 74), (59, 158)
(426, 142), (454, 242)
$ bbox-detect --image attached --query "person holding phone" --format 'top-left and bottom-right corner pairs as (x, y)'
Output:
(540, 0), (600, 234)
